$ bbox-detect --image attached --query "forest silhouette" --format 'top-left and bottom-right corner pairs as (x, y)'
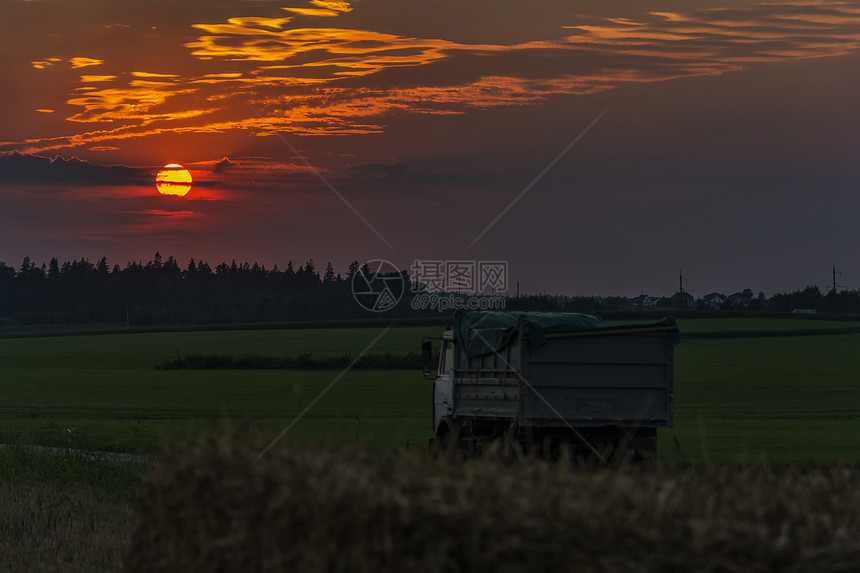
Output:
(1, 253), (858, 326)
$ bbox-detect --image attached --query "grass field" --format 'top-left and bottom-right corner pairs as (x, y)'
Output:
(1, 317), (859, 463)
(0, 446), (144, 571)
(2, 315), (860, 571)
(0, 325), (431, 454)
(668, 333), (860, 463)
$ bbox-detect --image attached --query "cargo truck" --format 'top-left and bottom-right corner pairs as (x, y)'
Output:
(422, 311), (680, 461)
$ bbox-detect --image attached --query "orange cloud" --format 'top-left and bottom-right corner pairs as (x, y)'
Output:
(11, 1), (860, 154)
(563, 3), (860, 68)
(70, 57), (104, 69)
(34, 56), (105, 70)
(185, 24), (488, 75)
(192, 72), (246, 84)
(132, 71), (180, 78)
(65, 84), (208, 123)
(283, 8), (340, 17)
(32, 57), (62, 69)
(310, 1), (352, 12)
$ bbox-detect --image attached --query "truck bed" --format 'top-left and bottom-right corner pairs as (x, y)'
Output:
(452, 322), (677, 429)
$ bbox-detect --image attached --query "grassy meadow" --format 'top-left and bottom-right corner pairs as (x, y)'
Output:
(669, 333), (860, 464)
(0, 326), (431, 453)
(1, 317), (859, 462)
(2, 315), (860, 571)
(0, 445), (145, 571)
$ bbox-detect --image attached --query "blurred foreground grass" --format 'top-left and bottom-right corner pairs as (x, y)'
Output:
(127, 433), (860, 573)
(0, 446), (145, 572)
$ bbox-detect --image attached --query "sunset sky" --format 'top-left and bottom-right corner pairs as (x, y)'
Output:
(3, 0), (860, 297)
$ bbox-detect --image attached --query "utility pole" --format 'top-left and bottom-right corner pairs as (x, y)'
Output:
(679, 270), (689, 295)
(677, 270), (693, 308)
(831, 265), (843, 313)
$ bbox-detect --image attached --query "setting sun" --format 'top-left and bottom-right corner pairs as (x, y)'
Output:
(155, 164), (193, 196)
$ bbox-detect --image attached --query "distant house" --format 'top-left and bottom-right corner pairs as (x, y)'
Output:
(670, 291), (695, 309)
(728, 291), (754, 308)
(631, 294), (659, 309)
(700, 292), (727, 310)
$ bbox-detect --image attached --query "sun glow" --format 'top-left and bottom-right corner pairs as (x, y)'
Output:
(156, 164), (193, 196)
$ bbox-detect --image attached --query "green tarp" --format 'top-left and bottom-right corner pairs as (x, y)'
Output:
(453, 310), (679, 357)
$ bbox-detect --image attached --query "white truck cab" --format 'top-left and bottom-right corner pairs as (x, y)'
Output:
(423, 330), (456, 442)
(432, 330), (454, 438)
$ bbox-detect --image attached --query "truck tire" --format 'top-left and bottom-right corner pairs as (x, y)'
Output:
(429, 418), (457, 458)
(633, 437), (658, 465)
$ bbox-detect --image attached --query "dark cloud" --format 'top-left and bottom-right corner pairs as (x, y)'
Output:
(0, 151), (149, 186)
(212, 157), (234, 173)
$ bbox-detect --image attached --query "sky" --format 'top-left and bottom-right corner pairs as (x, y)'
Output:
(2, 0), (860, 298)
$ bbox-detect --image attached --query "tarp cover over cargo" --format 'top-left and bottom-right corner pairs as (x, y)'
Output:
(453, 311), (680, 358)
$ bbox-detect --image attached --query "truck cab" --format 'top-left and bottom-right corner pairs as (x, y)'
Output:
(424, 330), (455, 445)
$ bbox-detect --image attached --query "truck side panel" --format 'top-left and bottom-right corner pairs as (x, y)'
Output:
(452, 327), (675, 428)
(453, 377), (521, 420)
(523, 331), (674, 427)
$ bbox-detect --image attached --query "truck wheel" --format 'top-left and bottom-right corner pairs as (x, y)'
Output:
(441, 429), (455, 452)
(429, 425), (455, 458)
(633, 437), (658, 466)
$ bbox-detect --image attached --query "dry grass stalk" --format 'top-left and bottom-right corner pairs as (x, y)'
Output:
(126, 435), (860, 572)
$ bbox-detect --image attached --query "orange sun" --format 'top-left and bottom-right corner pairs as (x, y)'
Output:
(156, 164), (193, 196)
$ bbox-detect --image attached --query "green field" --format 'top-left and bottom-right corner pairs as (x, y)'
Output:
(1, 317), (860, 463)
(0, 326), (431, 454)
(668, 333), (860, 463)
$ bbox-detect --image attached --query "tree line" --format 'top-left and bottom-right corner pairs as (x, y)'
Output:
(1, 254), (858, 326)
(0, 253), (381, 325)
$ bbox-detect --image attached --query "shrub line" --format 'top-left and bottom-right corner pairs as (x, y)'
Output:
(155, 351), (424, 370)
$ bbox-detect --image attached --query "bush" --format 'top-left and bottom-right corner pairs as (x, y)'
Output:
(155, 352), (422, 370)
